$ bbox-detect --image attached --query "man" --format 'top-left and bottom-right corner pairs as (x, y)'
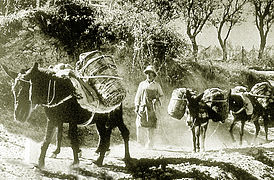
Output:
(134, 65), (164, 149)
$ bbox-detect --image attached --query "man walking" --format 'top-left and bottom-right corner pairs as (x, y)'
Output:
(134, 65), (164, 149)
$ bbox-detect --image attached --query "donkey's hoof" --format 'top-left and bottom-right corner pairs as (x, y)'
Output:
(38, 160), (45, 169)
(93, 159), (103, 167)
(50, 153), (57, 158)
(78, 151), (82, 158)
(70, 162), (79, 169)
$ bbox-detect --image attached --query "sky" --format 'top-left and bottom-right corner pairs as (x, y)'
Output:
(174, 13), (274, 51)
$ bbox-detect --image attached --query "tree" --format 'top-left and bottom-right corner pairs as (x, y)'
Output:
(211, 0), (247, 61)
(180, 0), (217, 61)
(251, 0), (274, 60)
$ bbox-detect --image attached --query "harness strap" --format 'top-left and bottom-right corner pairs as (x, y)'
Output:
(47, 80), (56, 105)
(204, 99), (227, 103)
(41, 95), (73, 108)
(232, 106), (245, 115)
(41, 79), (73, 108)
(247, 93), (271, 98)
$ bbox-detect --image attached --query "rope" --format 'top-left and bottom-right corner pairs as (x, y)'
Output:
(41, 95), (73, 108)
(208, 122), (220, 139)
(41, 79), (73, 108)
(247, 93), (271, 98)
(232, 107), (245, 115)
(78, 75), (123, 80)
(47, 80), (56, 105)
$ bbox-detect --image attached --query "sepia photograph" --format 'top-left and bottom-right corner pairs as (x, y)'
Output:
(0, 0), (273, 179)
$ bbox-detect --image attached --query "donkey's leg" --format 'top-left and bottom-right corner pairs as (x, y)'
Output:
(239, 120), (246, 145)
(263, 117), (269, 142)
(95, 120), (107, 154)
(191, 128), (196, 152)
(51, 122), (63, 158)
(253, 120), (260, 143)
(195, 126), (201, 152)
(117, 122), (130, 160)
(38, 120), (55, 168)
(229, 119), (237, 143)
(68, 123), (80, 165)
(200, 123), (208, 152)
(94, 121), (109, 166)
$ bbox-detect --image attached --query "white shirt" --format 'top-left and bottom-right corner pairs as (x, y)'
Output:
(135, 79), (164, 107)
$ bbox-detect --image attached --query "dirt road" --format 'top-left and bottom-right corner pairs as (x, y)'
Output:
(0, 122), (274, 180)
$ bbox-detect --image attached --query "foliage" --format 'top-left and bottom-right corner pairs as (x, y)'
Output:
(28, 0), (109, 58)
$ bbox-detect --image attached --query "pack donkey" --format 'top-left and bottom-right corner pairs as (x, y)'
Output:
(2, 62), (131, 168)
(184, 88), (230, 152)
(228, 84), (274, 145)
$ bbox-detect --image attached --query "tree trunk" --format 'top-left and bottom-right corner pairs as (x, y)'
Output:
(217, 25), (227, 61)
(222, 47), (228, 61)
(258, 35), (266, 60)
(190, 36), (198, 61)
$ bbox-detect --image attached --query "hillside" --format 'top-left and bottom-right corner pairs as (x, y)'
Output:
(0, 1), (274, 179)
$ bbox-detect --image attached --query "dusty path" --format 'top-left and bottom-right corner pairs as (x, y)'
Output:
(0, 123), (274, 180)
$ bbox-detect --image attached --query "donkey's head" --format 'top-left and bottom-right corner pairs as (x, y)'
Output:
(2, 63), (38, 122)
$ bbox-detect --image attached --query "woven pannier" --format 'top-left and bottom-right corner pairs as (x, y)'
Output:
(250, 82), (274, 108)
(168, 88), (188, 120)
(77, 51), (126, 109)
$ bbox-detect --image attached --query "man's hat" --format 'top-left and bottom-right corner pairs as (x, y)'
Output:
(144, 65), (157, 76)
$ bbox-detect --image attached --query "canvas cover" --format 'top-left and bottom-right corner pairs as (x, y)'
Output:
(201, 88), (229, 122)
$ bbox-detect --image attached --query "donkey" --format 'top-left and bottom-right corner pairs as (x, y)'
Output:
(185, 88), (229, 152)
(228, 91), (274, 144)
(2, 62), (131, 168)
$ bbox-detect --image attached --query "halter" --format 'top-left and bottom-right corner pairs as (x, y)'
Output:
(12, 73), (32, 104)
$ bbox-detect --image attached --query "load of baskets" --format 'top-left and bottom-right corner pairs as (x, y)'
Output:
(74, 51), (126, 113)
(249, 81), (274, 108)
(167, 88), (189, 120)
(50, 51), (126, 113)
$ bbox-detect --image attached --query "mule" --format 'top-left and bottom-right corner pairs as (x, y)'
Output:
(185, 88), (229, 152)
(2, 62), (131, 168)
(228, 92), (273, 144)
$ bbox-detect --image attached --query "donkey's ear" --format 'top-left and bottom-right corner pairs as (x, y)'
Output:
(196, 92), (204, 101)
(185, 89), (192, 101)
(30, 62), (39, 72)
(225, 89), (232, 99)
(1, 64), (18, 79)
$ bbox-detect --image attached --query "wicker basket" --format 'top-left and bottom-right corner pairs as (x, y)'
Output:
(78, 52), (126, 108)
(168, 88), (188, 120)
(250, 82), (274, 108)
